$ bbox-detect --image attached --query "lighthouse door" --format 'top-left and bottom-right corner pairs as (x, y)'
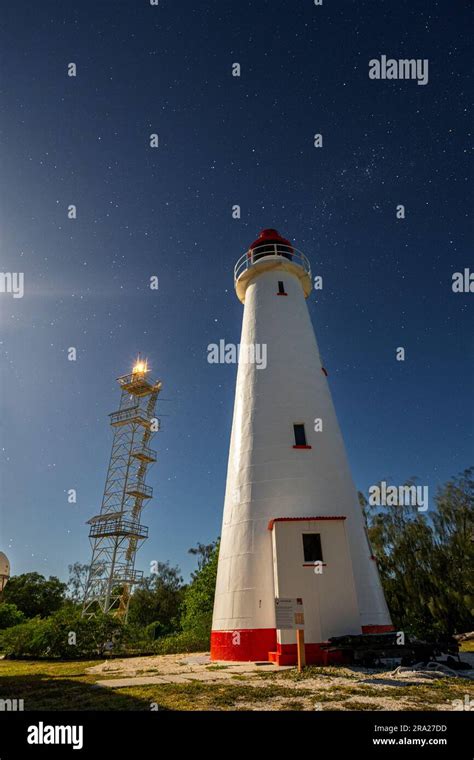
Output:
(271, 518), (360, 650)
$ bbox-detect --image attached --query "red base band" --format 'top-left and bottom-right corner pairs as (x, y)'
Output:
(269, 643), (352, 666)
(210, 629), (352, 665)
(361, 624), (395, 634)
(211, 625), (395, 664)
(211, 629), (277, 662)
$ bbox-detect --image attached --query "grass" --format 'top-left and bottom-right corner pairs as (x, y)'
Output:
(0, 659), (149, 710)
(116, 682), (313, 711)
(279, 700), (305, 711)
(342, 700), (384, 711)
(205, 664), (229, 671)
(0, 657), (472, 711)
(0, 660), (98, 678)
(265, 665), (359, 681)
(373, 679), (474, 707)
(312, 678), (474, 710)
(0, 659), (311, 711)
(259, 662), (474, 710)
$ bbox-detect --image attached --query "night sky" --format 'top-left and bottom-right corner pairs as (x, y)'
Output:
(0, 1), (472, 582)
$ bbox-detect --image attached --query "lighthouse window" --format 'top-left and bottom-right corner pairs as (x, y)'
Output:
(293, 424), (307, 447)
(303, 533), (323, 563)
(278, 280), (286, 295)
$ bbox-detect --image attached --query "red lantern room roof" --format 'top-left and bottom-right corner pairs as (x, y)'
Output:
(248, 228), (293, 252)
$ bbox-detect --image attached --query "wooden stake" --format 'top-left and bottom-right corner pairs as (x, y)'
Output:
(297, 628), (306, 672)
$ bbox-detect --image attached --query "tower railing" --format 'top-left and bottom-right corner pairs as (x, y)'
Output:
(234, 243), (311, 284)
(117, 373), (161, 397)
(131, 445), (157, 463)
(108, 566), (144, 584)
(125, 480), (153, 499)
(109, 406), (151, 427)
(88, 518), (149, 540)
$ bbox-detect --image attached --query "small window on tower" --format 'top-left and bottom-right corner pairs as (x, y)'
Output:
(303, 533), (323, 563)
(293, 423), (307, 447)
(277, 280), (287, 295)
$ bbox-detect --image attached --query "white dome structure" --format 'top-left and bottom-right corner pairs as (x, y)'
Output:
(0, 551), (10, 592)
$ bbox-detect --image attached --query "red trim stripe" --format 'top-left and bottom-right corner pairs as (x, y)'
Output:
(361, 624), (395, 634)
(268, 516), (346, 530)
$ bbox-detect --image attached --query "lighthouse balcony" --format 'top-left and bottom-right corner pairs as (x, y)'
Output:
(234, 244), (312, 301)
(235, 243), (311, 275)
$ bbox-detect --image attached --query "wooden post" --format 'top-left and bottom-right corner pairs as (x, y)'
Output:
(297, 628), (306, 672)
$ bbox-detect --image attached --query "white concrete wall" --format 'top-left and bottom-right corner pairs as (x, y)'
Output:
(212, 263), (391, 634)
(272, 519), (360, 644)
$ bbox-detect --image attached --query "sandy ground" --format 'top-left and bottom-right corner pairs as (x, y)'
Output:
(86, 652), (474, 711)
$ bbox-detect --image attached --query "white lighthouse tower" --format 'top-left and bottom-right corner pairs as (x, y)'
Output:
(211, 229), (393, 665)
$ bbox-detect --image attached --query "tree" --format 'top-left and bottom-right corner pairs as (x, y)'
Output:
(188, 542), (217, 578)
(0, 603), (25, 629)
(2, 573), (67, 619)
(181, 540), (219, 638)
(67, 563), (90, 604)
(128, 562), (184, 631)
(429, 468), (474, 635)
(361, 468), (474, 638)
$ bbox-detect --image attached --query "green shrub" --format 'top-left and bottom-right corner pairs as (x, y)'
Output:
(127, 562), (184, 630)
(0, 603), (26, 629)
(180, 541), (219, 639)
(0, 608), (208, 659)
(0, 617), (46, 657)
(152, 630), (209, 655)
(0, 608), (133, 659)
(144, 620), (168, 641)
(2, 572), (66, 618)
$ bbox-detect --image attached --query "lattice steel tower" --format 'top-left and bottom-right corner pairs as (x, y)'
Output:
(83, 358), (162, 620)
